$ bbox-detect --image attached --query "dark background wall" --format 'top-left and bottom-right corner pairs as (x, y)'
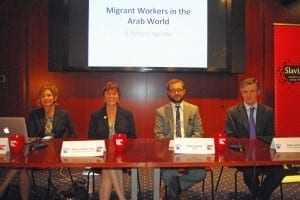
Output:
(1, 0), (300, 138)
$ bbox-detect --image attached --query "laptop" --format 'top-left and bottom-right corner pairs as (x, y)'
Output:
(0, 117), (36, 144)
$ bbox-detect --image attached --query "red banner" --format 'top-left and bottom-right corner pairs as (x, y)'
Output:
(274, 23), (300, 136)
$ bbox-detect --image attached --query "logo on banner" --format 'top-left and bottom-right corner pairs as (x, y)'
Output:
(276, 62), (300, 84)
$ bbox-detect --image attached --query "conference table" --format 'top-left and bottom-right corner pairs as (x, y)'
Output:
(1, 138), (300, 200)
(0, 138), (148, 200)
(145, 138), (300, 200)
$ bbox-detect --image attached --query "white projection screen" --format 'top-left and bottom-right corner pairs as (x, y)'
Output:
(48, 0), (245, 73)
(88, 0), (207, 69)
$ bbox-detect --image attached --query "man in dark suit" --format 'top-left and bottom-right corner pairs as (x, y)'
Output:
(225, 77), (285, 200)
(154, 78), (206, 199)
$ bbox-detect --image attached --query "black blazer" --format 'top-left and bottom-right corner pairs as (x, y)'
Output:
(28, 107), (76, 138)
(225, 102), (274, 138)
(88, 105), (136, 139)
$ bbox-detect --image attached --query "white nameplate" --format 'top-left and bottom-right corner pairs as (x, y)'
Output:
(60, 140), (106, 157)
(172, 138), (215, 154)
(270, 137), (300, 152)
(0, 138), (9, 154)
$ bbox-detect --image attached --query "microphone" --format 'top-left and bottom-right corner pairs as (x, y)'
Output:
(226, 111), (244, 153)
(31, 142), (48, 151)
(31, 119), (48, 151)
(229, 144), (244, 153)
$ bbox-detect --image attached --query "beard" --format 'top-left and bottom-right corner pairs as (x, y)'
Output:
(168, 95), (184, 104)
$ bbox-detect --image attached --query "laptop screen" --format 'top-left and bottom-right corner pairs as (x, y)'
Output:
(0, 117), (33, 143)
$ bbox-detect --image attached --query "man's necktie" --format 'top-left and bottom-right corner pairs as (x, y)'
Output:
(175, 105), (181, 137)
(249, 107), (256, 139)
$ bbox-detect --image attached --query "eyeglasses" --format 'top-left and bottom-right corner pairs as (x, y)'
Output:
(169, 88), (184, 93)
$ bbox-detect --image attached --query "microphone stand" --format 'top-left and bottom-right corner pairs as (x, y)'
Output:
(227, 111), (244, 153)
(31, 119), (48, 151)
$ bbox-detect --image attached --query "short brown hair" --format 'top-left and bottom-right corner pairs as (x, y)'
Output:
(240, 78), (260, 90)
(166, 78), (185, 91)
(102, 81), (120, 96)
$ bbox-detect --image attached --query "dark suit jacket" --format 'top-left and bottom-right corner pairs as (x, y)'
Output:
(225, 102), (274, 138)
(88, 105), (136, 139)
(28, 107), (76, 138)
(154, 101), (204, 138)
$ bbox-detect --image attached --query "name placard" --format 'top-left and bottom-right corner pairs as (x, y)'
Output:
(60, 140), (106, 157)
(0, 138), (9, 154)
(172, 138), (215, 154)
(270, 137), (300, 152)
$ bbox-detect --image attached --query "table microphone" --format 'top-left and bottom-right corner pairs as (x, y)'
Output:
(229, 144), (244, 153)
(31, 142), (48, 151)
(227, 111), (244, 153)
(31, 119), (48, 151)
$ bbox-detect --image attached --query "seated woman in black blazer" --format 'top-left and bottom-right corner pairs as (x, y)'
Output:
(27, 82), (75, 139)
(0, 82), (75, 200)
(88, 81), (136, 200)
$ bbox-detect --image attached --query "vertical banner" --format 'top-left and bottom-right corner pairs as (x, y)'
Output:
(274, 23), (300, 136)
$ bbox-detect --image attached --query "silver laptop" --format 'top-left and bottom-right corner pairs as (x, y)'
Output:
(0, 117), (36, 144)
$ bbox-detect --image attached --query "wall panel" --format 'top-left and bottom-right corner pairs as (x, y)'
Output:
(2, 0), (300, 138)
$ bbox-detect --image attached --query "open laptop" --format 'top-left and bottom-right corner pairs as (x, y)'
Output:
(0, 117), (36, 144)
